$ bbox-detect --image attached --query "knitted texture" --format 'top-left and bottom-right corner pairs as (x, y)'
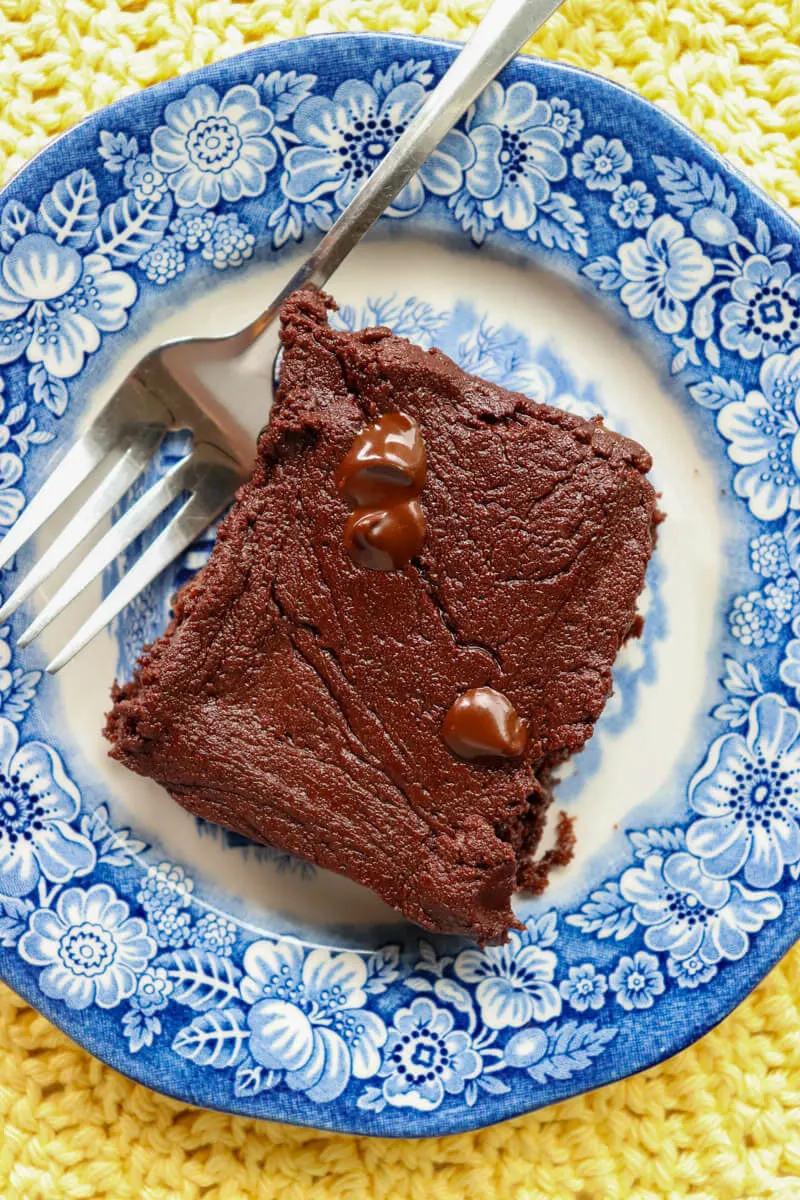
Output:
(0, 0), (799, 1196)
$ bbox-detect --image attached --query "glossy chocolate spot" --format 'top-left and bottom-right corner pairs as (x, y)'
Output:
(442, 687), (528, 761)
(338, 412), (427, 570)
(336, 411), (426, 507)
(344, 501), (426, 572)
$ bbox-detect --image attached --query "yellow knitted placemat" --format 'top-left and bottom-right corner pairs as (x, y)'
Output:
(1, 2), (800, 1197)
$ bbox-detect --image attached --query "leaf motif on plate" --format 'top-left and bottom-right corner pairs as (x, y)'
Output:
(156, 949), (242, 1011)
(258, 69), (317, 122)
(566, 882), (636, 940)
(172, 1008), (249, 1068)
(526, 1021), (617, 1083)
(37, 170), (100, 249)
(652, 155), (736, 218)
(94, 194), (172, 264)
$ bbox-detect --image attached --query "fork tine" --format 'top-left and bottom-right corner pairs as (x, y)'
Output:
(0, 431), (116, 573)
(16, 451), (199, 652)
(0, 424), (167, 625)
(45, 464), (238, 674)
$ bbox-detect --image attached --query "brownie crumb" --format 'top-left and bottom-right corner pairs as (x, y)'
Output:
(627, 614), (645, 640)
(518, 811), (576, 895)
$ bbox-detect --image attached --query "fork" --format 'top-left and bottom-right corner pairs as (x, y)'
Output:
(0, 0), (563, 674)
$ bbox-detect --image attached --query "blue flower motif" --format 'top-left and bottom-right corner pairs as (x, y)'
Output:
(609, 181), (655, 230)
(122, 154), (167, 204)
(377, 997), (482, 1112)
(687, 693), (800, 887)
(283, 76), (470, 217)
(200, 213), (255, 270)
(0, 718), (94, 897)
(780, 615), (800, 703)
(460, 80), (568, 232)
(137, 862), (193, 948)
(559, 963), (608, 1012)
(548, 97), (583, 147)
(187, 911), (236, 955)
(617, 214), (714, 335)
(750, 531), (792, 579)
(151, 84), (277, 209)
(572, 134), (631, 191)
(19, 883), (155, 1010)
(131, 965), (173, 1014)
(139, 236), (185, 285)
(454, 931), (561, 1029)
(170, 210), (215, 250)
(667, 955), (717, 989)
(608, 951), (664, 1011)
(720, 256), (800, 360)
(241, 940), (386, 1103)
(729, 590), (783, 648)
(620, 851), (781, 963)
(764, 576), (800, 624)
(0, 232), (136, 378)
(717, 347), (800, 521)
(0, 450), (24, 528)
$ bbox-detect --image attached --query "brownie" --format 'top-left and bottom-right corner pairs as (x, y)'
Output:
(105, 289), (658, 943)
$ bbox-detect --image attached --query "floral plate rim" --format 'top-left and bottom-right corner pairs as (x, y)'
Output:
(0, 33), (799, 1137)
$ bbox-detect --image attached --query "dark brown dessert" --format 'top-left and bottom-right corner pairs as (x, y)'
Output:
(106, 289), (658, 943)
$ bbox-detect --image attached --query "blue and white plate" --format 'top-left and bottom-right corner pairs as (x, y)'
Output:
(0, 33), (799, 1136)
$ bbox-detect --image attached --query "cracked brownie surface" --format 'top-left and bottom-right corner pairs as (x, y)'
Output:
(105, 289), (657, 943)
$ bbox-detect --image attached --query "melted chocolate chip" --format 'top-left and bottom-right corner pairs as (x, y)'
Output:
(442, 687), (528, 761)
(336, 411), (426, 507)
(338, 412), (427, 570)
(344, 501), (426, 572)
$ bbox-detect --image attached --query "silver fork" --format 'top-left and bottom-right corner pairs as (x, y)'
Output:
(0, 0), (562, 674)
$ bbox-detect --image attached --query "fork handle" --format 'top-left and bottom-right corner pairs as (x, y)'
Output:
(235, 0), (564, 348)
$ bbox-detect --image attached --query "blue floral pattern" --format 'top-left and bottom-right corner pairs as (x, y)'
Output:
(717, 348), (800, 520)
(137, 862), (194, 948)
(620, 851), (780, 961)
(151, 84), (277, 208)
(608, 952), (665, 1011)
(458, 81), (567, 232)
(123, 156), (167, 205)
(282, 74), (451, 217)
(0, 232), (136, 379)
(140, 237), (185, 284)
(609, 181), (655, 230)
(559, 963), (608, 1012)
(453, 930), (561, 1029)
(667, 955), (717, 989)
(617, 215), (714, 335)
(377, 998), (482, 1111)
(0, 36), (798, 1135)
(719, 257), (800, 359)
(572, 135), (631, 192)
(0, 719), (94, 896)
(240, 940), (386, 1102)
(687, 694), (800, 887)
(19, 883), (155, 1009)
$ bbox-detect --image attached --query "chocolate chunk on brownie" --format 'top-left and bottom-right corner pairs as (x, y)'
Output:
(105, 289), (658, 943)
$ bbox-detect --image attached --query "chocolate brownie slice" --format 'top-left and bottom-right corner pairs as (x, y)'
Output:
(105, 289), (658, 943)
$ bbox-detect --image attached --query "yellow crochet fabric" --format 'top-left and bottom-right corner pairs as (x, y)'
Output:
(0, 1), (799, 1196)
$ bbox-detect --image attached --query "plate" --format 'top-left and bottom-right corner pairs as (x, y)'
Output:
(0, 32), (799, 1137)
